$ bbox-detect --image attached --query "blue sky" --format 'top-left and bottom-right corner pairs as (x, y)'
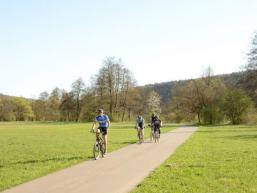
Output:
(0, 0), (257, 98)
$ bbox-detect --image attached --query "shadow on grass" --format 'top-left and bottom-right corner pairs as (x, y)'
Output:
(111, 141), (136, 145)
(169, 131), (197, 134)
(7, 156), (84, 166)
(226, 134), (257, 140)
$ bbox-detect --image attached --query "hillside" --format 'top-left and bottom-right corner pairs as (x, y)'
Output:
(143, 71), (246, 106)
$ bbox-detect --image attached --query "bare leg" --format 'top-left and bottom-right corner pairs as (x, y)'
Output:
(103, 134), (107, 154)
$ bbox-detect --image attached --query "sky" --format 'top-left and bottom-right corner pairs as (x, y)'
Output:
(0, 0), (257, 98)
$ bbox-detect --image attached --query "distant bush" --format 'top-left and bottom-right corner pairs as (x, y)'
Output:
(241, 108), (257, 125)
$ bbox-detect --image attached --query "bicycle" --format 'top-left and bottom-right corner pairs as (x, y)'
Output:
(136, 126), (144, 144)
(148, 124), (154, 142)
(153, 127), (160, 143)
(92, 129), (106, 160)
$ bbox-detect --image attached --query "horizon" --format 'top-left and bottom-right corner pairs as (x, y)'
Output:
(0, 70), (242, 99)
(1, 1), (257, 98)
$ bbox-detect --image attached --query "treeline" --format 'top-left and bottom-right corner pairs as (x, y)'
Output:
(0, 57), (163, 122)
(162, 68), (256, 125)
(0, 68), (256, 124)
(1, 33), (256, 124)
(160, 32), (257, 125)
(0, 95), (34, 121)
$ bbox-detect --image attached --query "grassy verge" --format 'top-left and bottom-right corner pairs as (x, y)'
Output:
(131, 125), (257, 193)
(0, 122), (175, 191)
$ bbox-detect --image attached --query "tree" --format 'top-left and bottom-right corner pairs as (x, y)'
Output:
(242, 32), (257, 105)
(170, 70), (227, 124)
(125, 89), (142, 121)
(119, 68), (136, 121)
(48, 88), (61, 121)
(59, 91), (76, 121)
(31, 91), (49, 121)
(0, 96), (34, 121)
(247, 32), (257, 70)
(222, 88), (253, 124)
(0, 97), (16, 121)
(12, 97), (34, 121)
(80, 88), (98, 122)
(170, 81), (201, 122)
(71, 78), (85, 122)
(237, 32), (257, 106)
(145, 91), (161, 115)
(92, 57), (136, 120)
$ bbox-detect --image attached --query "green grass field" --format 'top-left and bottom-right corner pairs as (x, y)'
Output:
(131, 125), (257, 193)
(0, 122), (175, 191)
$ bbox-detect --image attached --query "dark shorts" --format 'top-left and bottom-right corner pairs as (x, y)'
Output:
(138, 122), (144, 130)
(98, 127), (108, 135)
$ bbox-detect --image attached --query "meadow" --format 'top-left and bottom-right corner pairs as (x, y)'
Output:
(0, 122), (175, 191)
(131, 125), (257, 193)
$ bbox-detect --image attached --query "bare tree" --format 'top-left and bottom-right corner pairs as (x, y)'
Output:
(71, 78), (85, 122)
(59, 90), (76, 121)
(243, 32), (257, 105)
(247, 32), (257, 70)
(92, 57), (136, 119)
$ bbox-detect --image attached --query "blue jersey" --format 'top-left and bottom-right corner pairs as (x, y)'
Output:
(95, 115), (109, 128)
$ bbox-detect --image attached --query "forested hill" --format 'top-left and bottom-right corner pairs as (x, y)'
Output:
(143, 71), (244, 105)
(142, 80), (188, 105)
(0, 71), (245, 107)
(0, 70), (255, 122)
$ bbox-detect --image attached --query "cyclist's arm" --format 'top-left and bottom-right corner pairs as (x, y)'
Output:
(103, 115), (110, 129)
(107, 120), (111, 129)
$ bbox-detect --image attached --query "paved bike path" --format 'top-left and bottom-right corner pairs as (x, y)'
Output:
(2, 127), (197, 193)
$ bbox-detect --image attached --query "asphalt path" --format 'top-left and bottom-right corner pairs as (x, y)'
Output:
(2, 126), (198, 193)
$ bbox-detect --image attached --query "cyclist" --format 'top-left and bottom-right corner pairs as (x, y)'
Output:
(150, 113), (156, 126)
(152, 115), (162, 137)
(91, 109), (110, 156)
(135, 115), (145, 143)
(149, 113), (156, 140)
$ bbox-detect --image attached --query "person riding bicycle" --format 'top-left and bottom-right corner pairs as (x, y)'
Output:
(149, 113), (156, 140)
(135, 115), (145, 142)
(91, 109), (110, 156)
(152, 115), (162, 136)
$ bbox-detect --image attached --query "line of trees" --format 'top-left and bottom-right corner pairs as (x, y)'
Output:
(163, 31), (257, 125)
(1, 32), (256, 124)
(165, 67), (255, 125)
(0, 57), (162, 122)
(0, 95), (34, 121)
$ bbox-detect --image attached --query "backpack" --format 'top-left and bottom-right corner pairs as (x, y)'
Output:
(154, 119), (161, 127)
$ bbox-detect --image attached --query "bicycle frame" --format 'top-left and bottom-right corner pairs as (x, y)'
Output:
(137, 127), (144, 144)
(93, 130), (105, 160)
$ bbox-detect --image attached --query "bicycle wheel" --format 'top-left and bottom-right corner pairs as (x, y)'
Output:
(93, 142), (100, 160)
(138, 130), (143, 144)
(140, 130), (144, 143)
(154, 131), (159, 143)
(156, 131), (160, 143)
(137, 132), (141, 144)
(100, 143), (106, 157)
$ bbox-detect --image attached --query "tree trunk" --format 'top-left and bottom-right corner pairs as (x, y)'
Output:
(197, 112), (201, 124)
